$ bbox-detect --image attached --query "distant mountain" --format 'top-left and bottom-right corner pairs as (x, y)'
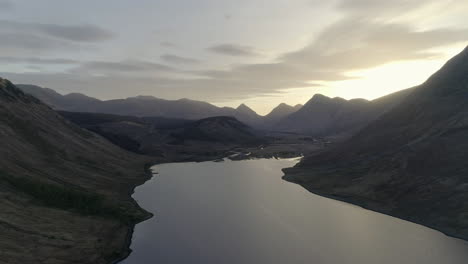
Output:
(275, 89), (412, 137)
(17, 85), (264, 126)
(16, 84), (101, 111)
(0, 78), (150, 263)
(236, 103), (260, 118)
(18, 83), (409, 137)
(60, 112), (263, 161)
(233, 103), (263, 125)
(264, 103), (302, 123)
(283, 46), (468, 241)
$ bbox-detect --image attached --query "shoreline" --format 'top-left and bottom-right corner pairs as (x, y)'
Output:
(111, 154), (305, 264)
(114, 156), (467, 264)
(281, 173), (468, 243)
(110, 162), (156, 264)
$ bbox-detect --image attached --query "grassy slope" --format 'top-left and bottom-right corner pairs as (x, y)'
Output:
(0, 78), (153, 264)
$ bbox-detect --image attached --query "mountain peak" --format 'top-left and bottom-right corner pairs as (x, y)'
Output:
(132, 95), (159, 100)
(265, 103), (299, 120)
(237, 103), (255, 113)
(310, 93), (331, 101)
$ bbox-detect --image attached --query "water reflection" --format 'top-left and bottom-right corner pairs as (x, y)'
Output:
(122, 158), (468, 264)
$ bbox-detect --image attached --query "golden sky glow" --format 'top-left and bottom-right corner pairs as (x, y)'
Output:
(1, 0), (468, 115)
(218, 44), (467, 115)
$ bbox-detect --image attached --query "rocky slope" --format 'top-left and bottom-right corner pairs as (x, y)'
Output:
(283, 46), (468, 240)
(0, 78), (152, 263)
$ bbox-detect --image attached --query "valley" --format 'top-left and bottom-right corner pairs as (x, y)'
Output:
(2, 2), (468, 264)
(1, 46), (468, 264)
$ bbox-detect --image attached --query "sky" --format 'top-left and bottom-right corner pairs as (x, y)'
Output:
(0, 0), (467, 115)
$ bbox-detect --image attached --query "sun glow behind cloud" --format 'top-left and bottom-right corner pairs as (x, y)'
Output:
(319, 44), (466, 100)
(220, 43), (467, 115)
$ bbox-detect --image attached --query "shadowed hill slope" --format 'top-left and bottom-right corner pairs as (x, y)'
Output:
(172, 116), (262, 145)
(283, 46), (468, 241)
(60, 111), (263, 161)
(0, 78), (152, 263)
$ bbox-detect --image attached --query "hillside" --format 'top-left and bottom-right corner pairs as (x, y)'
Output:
(0, 78), (152, 263)
(283, 46), (468, 240)
(172, 116), (262, 145)
(60, 112), (263, 161)
(275, 88), (412, 137)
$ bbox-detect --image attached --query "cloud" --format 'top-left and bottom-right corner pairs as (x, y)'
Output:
(161, 54), (200, 64)
(3, 0), (468, 104)
(38, 24), (113, 42)
(337, 0), (427, 16)
(0, 0), (13, 9)
(208, 44), (259, 57)
(70, 60), (175, 75)
(160, 41), (176, 47)
(0, 20), (113, 57)
(0, 20), (113, 43)
(281, 18), (468, 71)
(0, 32), (77, 53)
(0, 56), (78, 64)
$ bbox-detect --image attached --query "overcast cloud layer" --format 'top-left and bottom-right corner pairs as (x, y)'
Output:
(1, 0), (467, 113)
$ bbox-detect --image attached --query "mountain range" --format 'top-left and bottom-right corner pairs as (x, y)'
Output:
(275, 88), (413, 137)
(18, 83), (409, 137)
(17, 84), (278, 127)
(283, 45), (468, 240)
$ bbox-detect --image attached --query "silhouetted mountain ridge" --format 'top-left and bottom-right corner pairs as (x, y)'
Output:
(275, 89), (411, 137)
(264, 103), (303, 121)
(19, 81), (410, 136)
(17, 85), (269, 126)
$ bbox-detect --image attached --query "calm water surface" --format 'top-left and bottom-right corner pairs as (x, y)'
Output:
(122, 158), (468, 264)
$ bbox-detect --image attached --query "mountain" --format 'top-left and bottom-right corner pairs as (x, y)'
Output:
(60, 112), (263, 161)
(16, 85), (308, 131)
(233, 103), (263, 125)
(275, 89), (412, 137)
(264, 103), (302, 123)
(0, 78), (151, 263)
(236, 103), (260, 119)
(16, 84), (101, 111)
(173, 116), (262, 145)
(283, 46), (468, 240)
(17, 83), (409, 137)
(17, 85), (264, 126)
